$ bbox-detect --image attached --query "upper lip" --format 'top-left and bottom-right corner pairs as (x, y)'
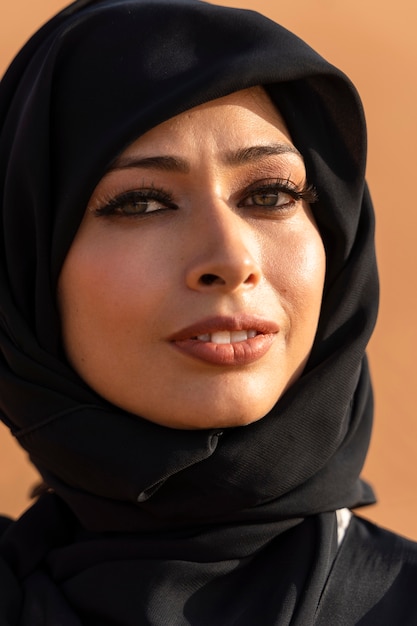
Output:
(168, 315), (280, 341)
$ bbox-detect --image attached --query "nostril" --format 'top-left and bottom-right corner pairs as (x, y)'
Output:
(199, 273), (224, 286)
(244, 273), (256, 284)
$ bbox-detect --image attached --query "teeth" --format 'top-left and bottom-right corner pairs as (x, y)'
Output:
(211, 331), (232, 344)
(230, 330), (249, 343)
(196, 330), (257, 343)
(196, 333), (211, 342)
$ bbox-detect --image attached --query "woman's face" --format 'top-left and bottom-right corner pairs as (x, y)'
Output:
(57, 87), (326, 429)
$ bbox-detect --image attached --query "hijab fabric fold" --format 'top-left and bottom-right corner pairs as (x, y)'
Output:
(0, 0), (379, 623)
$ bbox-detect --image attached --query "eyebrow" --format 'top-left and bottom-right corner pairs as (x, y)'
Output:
(223, 143), (302, 166)
(108, 154), (189, 173)
(108, 142), (302, 174)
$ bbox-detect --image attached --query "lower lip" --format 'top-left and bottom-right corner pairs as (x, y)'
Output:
(171, 333), (276, 366)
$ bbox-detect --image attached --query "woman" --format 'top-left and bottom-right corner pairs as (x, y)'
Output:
(0, 0), (416, 623)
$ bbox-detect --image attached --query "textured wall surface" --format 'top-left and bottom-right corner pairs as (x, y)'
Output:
(1, 0), (416, 540)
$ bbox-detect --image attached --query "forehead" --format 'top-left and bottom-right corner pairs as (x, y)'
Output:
(114, 87), (297, 160)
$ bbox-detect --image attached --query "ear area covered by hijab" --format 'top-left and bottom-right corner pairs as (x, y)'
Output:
(0, 0), (381, 623)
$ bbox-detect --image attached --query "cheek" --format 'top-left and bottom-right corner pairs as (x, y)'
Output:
(284, 230), (326, 395)
(57, 232), (170, 362)
(291, 233), (326, 305)
(267, 223), (325, 303)
(264, 220), (326, 348)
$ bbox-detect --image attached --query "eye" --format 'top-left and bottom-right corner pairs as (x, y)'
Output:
(238, 179), (317, 211)
(115, 195), (163, 215)
(245, 188), (294, 208)
(92, 188), (177, 218)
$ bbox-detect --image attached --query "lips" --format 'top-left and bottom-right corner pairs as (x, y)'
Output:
(169, 316), (279, 365)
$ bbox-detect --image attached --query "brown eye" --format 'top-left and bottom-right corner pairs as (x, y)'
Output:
(250, 191), (292, 207)
(119, 197), (164, 215)
(93, 188), (178, 218)
(238, 178), (317, 213)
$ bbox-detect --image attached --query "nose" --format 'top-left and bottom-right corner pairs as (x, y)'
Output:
(185, 204), (262, 293)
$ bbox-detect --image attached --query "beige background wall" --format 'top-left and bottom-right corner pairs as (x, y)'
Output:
(1, 0), (416, 540)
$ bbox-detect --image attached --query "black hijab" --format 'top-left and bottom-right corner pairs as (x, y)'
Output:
(0, 0), (378, 623)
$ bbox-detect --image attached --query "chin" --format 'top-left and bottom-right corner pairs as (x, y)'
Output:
(136, 400), (276, 431)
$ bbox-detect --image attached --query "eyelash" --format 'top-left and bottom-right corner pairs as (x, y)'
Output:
(92, 179), (318, 219)
(92, 187), (177, 217)
(238, 178), (317, 211)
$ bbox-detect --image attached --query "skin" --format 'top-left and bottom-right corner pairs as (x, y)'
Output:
(57, 87), (326, 429)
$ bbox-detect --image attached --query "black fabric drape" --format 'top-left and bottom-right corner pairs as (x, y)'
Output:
(0, 0), (405, 623)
